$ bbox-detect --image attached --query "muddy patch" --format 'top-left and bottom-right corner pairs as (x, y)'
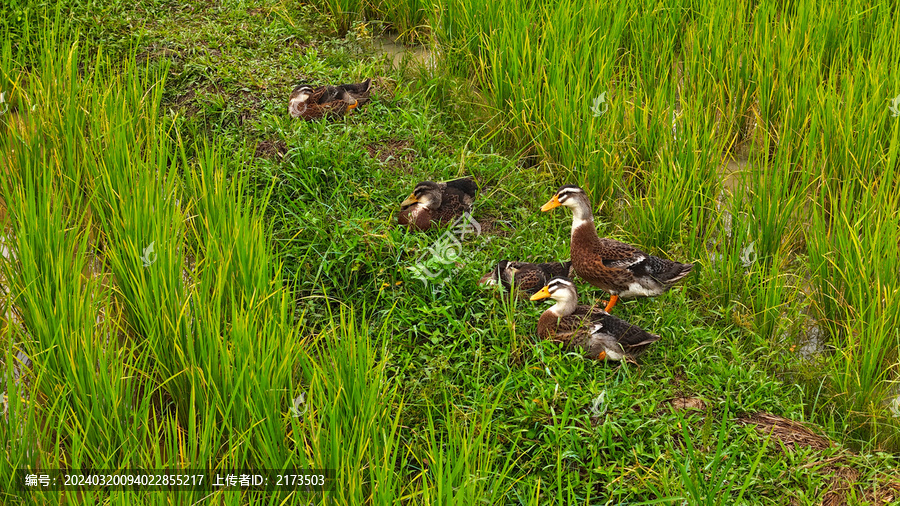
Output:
(474, 214), (515, 237)
(372, 36), (433, 69)
(365, 138), (415, 173)
(668, 396), (706, 412)
(255, 139), (288, 160)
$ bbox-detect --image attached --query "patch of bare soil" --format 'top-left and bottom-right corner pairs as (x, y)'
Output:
(474, 214), (514, 237)
(365, 138), (415, 173)
(254, 139), (288, 160)
(668, 396), (706, 412)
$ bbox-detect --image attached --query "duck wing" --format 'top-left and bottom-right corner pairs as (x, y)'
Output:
(626, 254), (694, 284)
(546, 312), (598, 345)
(431, 187), (474, 223)
(594, 237), (650, 268)
(540, 261), (572, 279)
(336, 78), (372, 95)
(507, 263), (545, 294)
(443, 176), (478, 202)
(576, 306), (660, 348)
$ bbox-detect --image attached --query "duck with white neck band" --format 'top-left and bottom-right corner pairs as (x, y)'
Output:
(530, 277), (660, 362)
(540, 185), (693, 313)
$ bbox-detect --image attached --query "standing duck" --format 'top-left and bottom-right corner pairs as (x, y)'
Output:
(479, 260), (573, 298)
(289, 78), (372, 120)
(398, 177), (478, 231)
(530, 277), (661, 362)
(541, 185), (693, 312)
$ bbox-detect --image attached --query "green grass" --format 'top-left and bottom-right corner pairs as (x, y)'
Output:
(4, 0), (900, 504)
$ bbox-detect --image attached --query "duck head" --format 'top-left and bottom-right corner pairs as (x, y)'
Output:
(529, 276), (579, 316)
(289, 85), (316, 118)
(479, 260), (519, 287)
(401, 181), (443, 210)
(540, 185), (594, 226)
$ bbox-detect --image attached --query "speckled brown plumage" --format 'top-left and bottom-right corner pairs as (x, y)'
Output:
(531, 277), (660, 361)
(398, 177), (477, 231)
(542, 184), (693, 311)
(479, 260), (573, 297)
(289, 78), (372, 120)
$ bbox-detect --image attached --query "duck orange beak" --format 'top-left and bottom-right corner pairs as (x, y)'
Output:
(540, 195), (561, 211)
(529, 285), (551, 301)
(596, 351), (607, 360)
(400, 193), (418, 207)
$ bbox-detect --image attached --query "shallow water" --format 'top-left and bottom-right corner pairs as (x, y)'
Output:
(372, 36), (434, 69)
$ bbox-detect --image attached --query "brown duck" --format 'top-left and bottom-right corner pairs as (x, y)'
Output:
(479, 260), (573, 297)
(398, 177), (477, 231)
(288, 78), (372, 120)
(530, 277), (660, 362)
(541, 185), (693, 312)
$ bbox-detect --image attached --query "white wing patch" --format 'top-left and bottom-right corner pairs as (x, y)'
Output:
(619, 281), (659, 298)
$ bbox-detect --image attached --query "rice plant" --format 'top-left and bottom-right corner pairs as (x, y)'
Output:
(7, 0), (900, 503)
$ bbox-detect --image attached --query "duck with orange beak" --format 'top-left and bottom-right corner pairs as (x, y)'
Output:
(398, 177), (478, 231)
(530, 277), (660, 362)
(541, 185), (693, 312)
(289, 78), (372, 120)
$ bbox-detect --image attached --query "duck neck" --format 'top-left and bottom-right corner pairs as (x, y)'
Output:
(547, 297), (577, 318)
(569, 199), (595, 235)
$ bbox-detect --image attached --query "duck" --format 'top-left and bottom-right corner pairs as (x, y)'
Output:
(398, 177), (478, 231)
(479, 260), (573, 297)
(289, 78), (372, 120)
(530, 277), (660, 362)
(541, 185), (693, 312)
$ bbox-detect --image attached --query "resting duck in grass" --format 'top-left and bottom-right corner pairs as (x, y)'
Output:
(530, 277), (660, 362)
(479, 260), (573, 298)
(398, 177), (478, 231)
(288, 78), (372, 120)
(541, 185), (693, 312)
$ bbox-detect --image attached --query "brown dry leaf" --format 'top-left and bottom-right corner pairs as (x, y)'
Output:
(863, 479), (900, 505)
(738, 412), (832, 451)
(254, 139), (288, 160)
(668, 396), (706, 412)
(821, 466), (860, 506)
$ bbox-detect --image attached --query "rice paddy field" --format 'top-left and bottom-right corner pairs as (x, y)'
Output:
(3, 0), (900, 503)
